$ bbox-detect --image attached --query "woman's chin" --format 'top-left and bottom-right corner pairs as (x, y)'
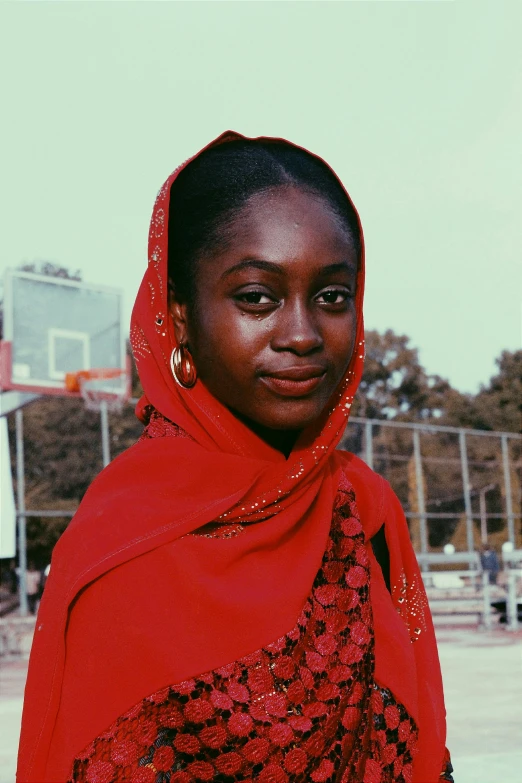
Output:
(237, 400), (328, 434)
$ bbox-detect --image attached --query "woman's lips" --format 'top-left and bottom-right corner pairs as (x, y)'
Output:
(260, 370), (326, 397)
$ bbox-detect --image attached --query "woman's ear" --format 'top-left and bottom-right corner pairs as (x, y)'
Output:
(169, 295), (190, 347)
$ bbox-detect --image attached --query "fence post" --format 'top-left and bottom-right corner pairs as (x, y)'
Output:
(479, 488), (487, 545)
(15, 409), (28, 616)
(481, 571), (492, 630)
(100, 401), (110, 468)
(459, 430), (474, 561)
(413, 429), (428, 566)
(506, 570), (519, 632)
(501, 435), (515, 545)
(365, 420), (373, 470)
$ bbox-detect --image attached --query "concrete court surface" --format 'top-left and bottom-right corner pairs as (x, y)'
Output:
(1, 627), (521, 783)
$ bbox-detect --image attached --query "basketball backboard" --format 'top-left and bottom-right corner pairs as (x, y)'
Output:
(0, 270), (127, 397)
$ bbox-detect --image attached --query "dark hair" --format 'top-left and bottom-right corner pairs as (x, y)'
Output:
(168, 139), (361, 303)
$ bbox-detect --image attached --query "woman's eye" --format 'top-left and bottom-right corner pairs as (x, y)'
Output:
(316, 288), (352, 305)
(235, 290), (276, 306)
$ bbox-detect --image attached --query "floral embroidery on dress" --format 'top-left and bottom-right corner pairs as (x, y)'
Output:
(69, 482), (420, 783)
(139, 410), (191, 442)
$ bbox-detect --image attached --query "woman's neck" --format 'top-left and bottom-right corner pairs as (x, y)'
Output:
(233, 412), (301, 458)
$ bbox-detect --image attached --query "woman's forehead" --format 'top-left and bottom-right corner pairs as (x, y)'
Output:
(215, 187), (357, 260)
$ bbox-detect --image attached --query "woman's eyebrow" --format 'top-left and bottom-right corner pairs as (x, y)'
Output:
(318, 261), (357, 276)
(221, 259), (356, 281)
(221, 259), (285, 279)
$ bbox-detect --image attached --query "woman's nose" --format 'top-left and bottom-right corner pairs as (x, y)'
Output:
(271, 300), (323, 355)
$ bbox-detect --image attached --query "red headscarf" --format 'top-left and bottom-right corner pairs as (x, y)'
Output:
(17, 132), (446, 782)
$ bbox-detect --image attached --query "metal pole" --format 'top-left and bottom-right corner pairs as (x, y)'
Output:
(100, 401), (110, 468)
(479, 489), (487, 545)
(365, 420), (373, 470)
(459, 430), (474, 560)
(501, 435), (515, 545)
(413, 429), (428, 564)
(506, 570), (519, 632)
(479, 484), (496, 544)
(481, 571), (492, 630)
(15, 409), (28, 616)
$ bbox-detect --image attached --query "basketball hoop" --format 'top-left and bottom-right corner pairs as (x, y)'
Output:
(65, 368), (128, 413)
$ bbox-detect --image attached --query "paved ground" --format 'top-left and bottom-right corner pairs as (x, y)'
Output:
(436, 627), (522, 783)
(1, 627), (521, 782)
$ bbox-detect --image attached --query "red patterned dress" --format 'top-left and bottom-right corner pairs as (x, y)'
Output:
(68, 477), (452, 783)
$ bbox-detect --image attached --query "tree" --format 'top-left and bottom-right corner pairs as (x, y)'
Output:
(474, 351), (522, 434)
(437, 351), (521, 434)
(352, 329), (462, 422)
(17, 261), (82, 282)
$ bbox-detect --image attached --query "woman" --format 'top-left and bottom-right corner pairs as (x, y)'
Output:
(17, 131), (454, 783)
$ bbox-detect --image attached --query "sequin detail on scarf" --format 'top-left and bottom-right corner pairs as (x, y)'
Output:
(139, 412), (245, 539)
(69, 484), (419, 783)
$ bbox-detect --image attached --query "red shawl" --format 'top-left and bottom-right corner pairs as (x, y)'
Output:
(16, 131), (446, 782)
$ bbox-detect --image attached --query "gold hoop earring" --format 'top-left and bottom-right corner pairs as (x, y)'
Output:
(170, 345), (197, 389)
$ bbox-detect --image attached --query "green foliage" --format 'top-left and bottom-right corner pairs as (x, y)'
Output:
(17, 261), (82, 282)
(473, 351), (522, 433)
(353, 330), (520, 435)
(6, 393), (143, 567)
(353, 329), (458, 421)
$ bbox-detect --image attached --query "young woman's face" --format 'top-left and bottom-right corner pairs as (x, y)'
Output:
(171, 186), (358, 434)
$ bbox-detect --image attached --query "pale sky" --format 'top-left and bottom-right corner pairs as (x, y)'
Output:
(1, 0), (520, 393)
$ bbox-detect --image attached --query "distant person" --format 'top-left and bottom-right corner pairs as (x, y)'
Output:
(7, 559), (18, 594)
(480, 543), (500, 585)
(25, 562), (41, 615)
(17, 133), (454, 782)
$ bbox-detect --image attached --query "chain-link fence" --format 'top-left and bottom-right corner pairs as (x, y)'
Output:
(2, 407), (521, 618)
(9, 410), (522, 559)
(340, 418), (522, 554)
